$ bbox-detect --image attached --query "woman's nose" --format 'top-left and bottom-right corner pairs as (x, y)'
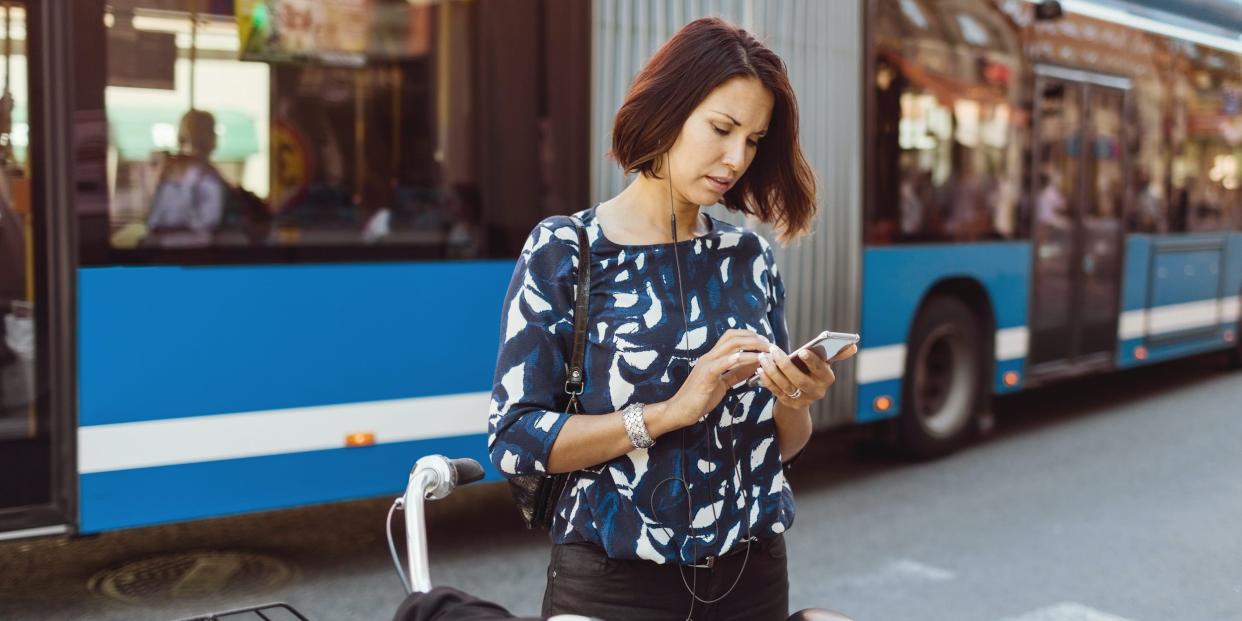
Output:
(722, 139), (746, 171)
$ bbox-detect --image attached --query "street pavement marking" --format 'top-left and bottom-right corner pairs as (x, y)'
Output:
(999, 602), (1138, 621)
(837, 558), (956, 588)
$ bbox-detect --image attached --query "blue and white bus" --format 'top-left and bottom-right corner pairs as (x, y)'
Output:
(2, 0), (1239, 539)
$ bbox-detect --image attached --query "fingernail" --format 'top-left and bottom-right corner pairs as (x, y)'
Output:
(799, 350), (810, 360)
(768, 344), (779, 354)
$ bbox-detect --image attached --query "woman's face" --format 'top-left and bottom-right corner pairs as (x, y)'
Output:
(664, 76), (774, 207)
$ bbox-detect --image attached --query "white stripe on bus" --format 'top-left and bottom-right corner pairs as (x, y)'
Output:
(995, 326), (1029, 361)
(78, 393), (492, 474)
(856, 344), (907, 384)
(1223, 295), (1240, 324)
(857, 326), (1030, 386)
(1149, 298), (1227, 335)
(1120, 295), (1240, 340)
(1119, 309), (1147, 341)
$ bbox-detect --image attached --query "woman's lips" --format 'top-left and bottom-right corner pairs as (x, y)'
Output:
(706, 176), (733, 193)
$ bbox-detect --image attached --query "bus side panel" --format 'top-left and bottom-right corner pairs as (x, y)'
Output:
(78, 434), (489, 533)
(1228, 232), (1242, 333)
(857, 242), (1031, 424)
(77, 262), (516, 531)
(1116, 233), (1240, 368)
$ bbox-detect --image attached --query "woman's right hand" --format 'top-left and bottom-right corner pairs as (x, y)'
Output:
(659, 329), (770, 430)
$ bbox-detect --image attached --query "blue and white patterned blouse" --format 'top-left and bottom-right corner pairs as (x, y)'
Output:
(487, 206), (794, 565)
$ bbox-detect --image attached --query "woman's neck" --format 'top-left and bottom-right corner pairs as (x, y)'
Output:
(600, 174), (706, 244)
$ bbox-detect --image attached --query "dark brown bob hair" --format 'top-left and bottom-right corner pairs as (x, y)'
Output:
(611, 17), (817, 240)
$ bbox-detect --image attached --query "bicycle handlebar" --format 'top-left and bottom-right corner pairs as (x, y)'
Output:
(403, 455), (486, 593)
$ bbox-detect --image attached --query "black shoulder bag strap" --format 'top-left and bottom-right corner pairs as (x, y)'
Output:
(528, 218), (591, 530)
(563, 218), (590, 413)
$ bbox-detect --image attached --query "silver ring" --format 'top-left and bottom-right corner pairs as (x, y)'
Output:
(785, 388), (803, 399)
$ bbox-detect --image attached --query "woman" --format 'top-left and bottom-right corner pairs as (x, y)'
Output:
(488, 17), (857, 621)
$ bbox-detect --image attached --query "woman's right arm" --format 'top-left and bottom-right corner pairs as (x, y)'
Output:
(488, 219), (767, 475)
(544, 327), (771, 473)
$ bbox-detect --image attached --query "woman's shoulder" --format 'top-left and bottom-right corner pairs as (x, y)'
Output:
(706, 214), (777, 258)
(521, 213), (588, 256)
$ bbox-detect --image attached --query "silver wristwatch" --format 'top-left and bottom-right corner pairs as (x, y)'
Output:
(622, 402), (655, 449)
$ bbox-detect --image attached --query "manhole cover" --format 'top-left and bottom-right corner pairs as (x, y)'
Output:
(88, 550), (296, 604)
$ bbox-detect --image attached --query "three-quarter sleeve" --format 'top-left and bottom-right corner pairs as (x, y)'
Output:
(487, 217), (581, 476)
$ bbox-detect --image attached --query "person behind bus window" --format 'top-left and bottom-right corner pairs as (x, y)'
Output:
(443, 182), (484, 259)
(487, 18), (857, 621)
(940, 141), (992, 241)
(1129, 170), (1166, 233)
(1035, 169), (1071, 232)
(899, 160), (929, 238)
(144, 109), (226, 247)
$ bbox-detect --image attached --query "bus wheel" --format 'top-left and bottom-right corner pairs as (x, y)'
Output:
(900, 296), (984, 459)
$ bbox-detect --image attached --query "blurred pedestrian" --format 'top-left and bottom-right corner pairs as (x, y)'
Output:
(144, 109), (226, 247)
(487, 17), (856, 621)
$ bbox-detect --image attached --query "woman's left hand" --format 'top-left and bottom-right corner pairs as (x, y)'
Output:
(756, 343), (859, 408)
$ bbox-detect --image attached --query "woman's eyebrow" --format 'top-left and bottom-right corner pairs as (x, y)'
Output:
(711, 110), (767, 136)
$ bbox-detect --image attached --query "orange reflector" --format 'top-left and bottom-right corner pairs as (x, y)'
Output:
(873, 396), (893, 412)
(1003, 371), (1020, 386)
(1134, 346), (1148, 361)
(1225, 330), (1236, 343)
(345, 432), (376, 447)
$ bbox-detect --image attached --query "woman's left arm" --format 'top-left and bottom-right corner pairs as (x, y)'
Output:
(758, 344), (857, 462)
(773, 401), (813, 463)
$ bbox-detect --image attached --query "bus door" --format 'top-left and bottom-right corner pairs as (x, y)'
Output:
(1028, 68), (1129, 375)
(0, 0), (71, 540)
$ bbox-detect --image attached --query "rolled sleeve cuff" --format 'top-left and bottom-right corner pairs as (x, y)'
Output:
(490, 408), (574, 476)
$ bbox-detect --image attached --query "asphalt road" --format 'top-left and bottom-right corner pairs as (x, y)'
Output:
(2, 353), (1240, 621)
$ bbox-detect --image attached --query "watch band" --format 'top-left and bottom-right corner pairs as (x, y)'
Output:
(622, 402), (655, 449)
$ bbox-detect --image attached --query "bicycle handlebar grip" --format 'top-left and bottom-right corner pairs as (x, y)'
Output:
(449, 458), (486, 486)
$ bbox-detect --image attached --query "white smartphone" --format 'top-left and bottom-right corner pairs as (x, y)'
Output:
(745, 331), (860, 388)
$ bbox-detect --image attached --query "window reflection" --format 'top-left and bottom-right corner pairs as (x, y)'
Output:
(0, 2), (34, 443)
(100, 0), (589, 261)
(870, 0), (1027, 245)
(1166, 44), (1242, 233)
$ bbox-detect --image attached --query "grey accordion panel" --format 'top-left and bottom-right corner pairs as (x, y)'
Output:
(591, 0), (864, 429)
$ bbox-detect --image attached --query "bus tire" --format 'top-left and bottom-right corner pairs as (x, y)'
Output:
(899, 295), (985, 459)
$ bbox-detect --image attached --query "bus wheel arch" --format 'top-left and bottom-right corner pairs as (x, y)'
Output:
(898, 280), (995, 459)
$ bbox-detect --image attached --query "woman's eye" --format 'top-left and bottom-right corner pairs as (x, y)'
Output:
(713, 126), (729, 136)
(747, 139), (759, 148)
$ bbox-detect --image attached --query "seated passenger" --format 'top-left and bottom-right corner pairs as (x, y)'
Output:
(144, 110), (226, 247)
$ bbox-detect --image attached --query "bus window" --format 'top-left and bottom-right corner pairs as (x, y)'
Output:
(1167, 43), (1241, 233)
(0, 1), (48, 513)
(869, 0), (1028, 245)
(89, 0), (589, 264)
(1125, 69), (1170, 234)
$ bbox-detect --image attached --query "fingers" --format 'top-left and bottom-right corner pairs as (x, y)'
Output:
(829, 343), (858, 363)
(757, 346), (801, 398)
(794, 347), (838, 393)
(759, 345), (838, 404)
(714, 329), (770, 353)
(702, 329), (769, 365)
(711, 351), (761, 379)
(719, 359), (762, 386)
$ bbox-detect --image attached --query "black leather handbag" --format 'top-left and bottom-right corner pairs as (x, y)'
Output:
(506, 218), (591, 530)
